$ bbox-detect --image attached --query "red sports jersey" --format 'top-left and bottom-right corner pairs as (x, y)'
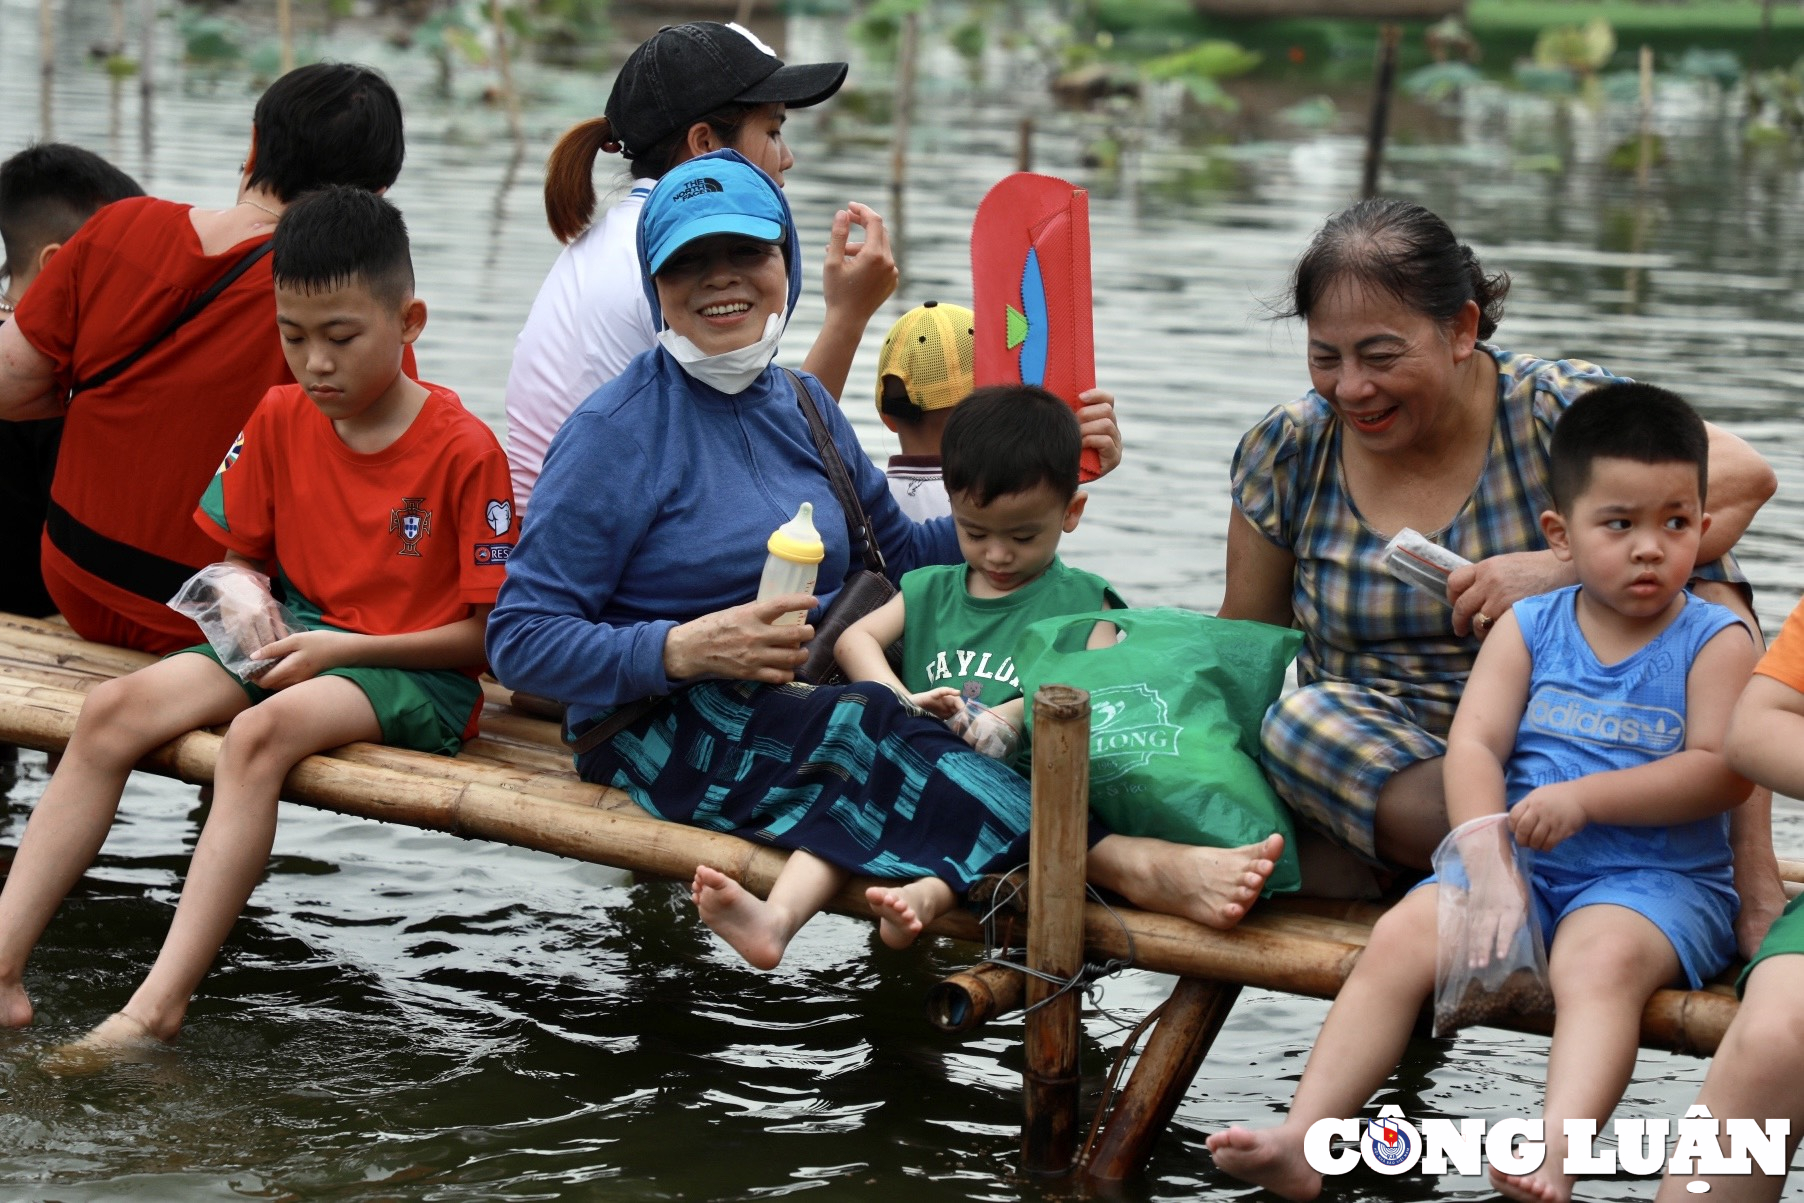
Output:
(196, 382), (514, 662)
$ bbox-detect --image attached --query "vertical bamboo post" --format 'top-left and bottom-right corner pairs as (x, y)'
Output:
(108, 0), (125, 155)
(1360, 23), (1402, 200)
(1084, 978), (1244, 1180)
(1016, 116), (1034, 173)
(139, 0), (155, 171)
(277, 0), (294, 74)
(1021, 684), (1090, 1176)
(888, 9), (919, 270)
(1635, 45), (1655, 191)
(490, 0), (524, 146)
(38, 0), (54, 139)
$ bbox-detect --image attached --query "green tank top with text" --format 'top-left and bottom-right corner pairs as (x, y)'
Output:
(899, 558), (1120, 708)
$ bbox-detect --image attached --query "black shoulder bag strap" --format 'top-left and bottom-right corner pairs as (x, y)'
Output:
(67, 239), (273, 401)
(783, 368), (886, 576)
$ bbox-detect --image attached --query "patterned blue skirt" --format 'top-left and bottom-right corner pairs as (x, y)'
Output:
(576, 680), (1065, 890)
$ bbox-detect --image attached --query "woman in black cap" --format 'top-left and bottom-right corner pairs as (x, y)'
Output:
(505, 21), (896, 508)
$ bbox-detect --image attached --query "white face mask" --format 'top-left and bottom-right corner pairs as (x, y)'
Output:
(657, 312), (786, 395)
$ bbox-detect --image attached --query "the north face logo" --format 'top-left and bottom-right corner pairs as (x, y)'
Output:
(673, 177), (725, 202)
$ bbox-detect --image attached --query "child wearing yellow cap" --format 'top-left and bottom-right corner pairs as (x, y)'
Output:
(877, 300), (974, 520)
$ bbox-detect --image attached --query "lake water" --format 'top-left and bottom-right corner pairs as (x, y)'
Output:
(2, 2), (1802, 1199)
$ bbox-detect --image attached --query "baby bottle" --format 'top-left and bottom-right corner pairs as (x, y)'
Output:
(758, 502), (823, 626)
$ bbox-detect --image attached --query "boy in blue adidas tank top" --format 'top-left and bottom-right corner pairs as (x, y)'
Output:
(1210, 383), (1758, 1203)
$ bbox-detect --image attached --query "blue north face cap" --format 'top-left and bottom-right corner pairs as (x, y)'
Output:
(642, 153), (787, 275)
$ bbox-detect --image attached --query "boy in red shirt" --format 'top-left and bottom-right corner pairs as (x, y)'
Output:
(0, 186), (514, 1060)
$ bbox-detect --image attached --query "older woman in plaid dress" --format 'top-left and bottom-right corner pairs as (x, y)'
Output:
(1218, 200), (1783, 947)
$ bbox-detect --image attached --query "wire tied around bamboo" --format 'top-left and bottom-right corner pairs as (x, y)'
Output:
(975, 866), (1138, 1020)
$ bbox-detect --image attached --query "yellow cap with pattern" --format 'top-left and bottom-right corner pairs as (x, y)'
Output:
(876, 300), (975, 416)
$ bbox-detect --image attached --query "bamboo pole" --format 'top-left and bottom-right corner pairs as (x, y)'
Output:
(927, 961), (1026, 1033)
(1360, 24), (1402, 200)
(39, 0), (54, 139)
(1636, 45), (1655, 192)
(490, 0), (524, 146)
(888, 9), (918, 268)
(0, 676), (986, 944)
(1016, 116), (1034, 174)
(1085, 979), (1243, 1180)
(1021, 684), (1090, 1176)
(139, 0), (154, 171)
(0, 618), (1773, 1058)
(277, 0), (294, 74)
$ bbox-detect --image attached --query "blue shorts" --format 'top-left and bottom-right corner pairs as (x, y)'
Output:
(1416, 864), (1737, 990)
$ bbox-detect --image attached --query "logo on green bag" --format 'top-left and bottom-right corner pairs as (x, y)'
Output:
(1087, 684), (1181, 785)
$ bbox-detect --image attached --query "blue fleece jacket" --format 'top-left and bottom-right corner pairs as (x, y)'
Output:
(486, 151), (959, 719)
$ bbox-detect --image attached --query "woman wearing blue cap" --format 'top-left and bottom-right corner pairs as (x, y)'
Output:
(504, 21), (896, 510)
(488, 151), (1269, 968)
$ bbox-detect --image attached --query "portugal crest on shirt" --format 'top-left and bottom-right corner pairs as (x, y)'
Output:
(389, 496), (433, 557)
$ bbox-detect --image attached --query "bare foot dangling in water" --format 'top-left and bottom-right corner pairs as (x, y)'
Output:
(864, 877), (955, 950)
(1206, 1124), (1324, 1201)
(691, 865), (802, 970)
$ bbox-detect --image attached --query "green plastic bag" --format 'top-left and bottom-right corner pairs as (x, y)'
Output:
(1018, 607), (1304, 895)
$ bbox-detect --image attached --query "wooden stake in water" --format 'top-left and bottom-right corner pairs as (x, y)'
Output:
(39, 0), (54, 139)
(1085, 978), (1244, 1179)
(140, 0), (155, 173)
(1021, 684), (1090, 1176)
(1360, 23), (1402, 200)
(1636, 45), (1655, 191)
(889, 10), (919, 270)
(490, 0), (524, 145)
(277, 0), (295, 74)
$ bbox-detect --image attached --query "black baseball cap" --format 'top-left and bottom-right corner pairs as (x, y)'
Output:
(605, 22), (848, 156)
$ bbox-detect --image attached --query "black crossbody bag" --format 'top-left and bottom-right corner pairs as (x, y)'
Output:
(785, 369), (901, 686)
(564, 370), (900, 756)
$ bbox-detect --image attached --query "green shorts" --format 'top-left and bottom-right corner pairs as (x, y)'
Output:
(1738, 892), (1804, 997)
(172, 643), (481, 757)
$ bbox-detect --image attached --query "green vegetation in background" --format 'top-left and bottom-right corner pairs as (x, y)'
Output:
(1091, 0), (1804, 80)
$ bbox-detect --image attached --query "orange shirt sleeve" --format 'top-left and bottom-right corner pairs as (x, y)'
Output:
(1754, 596), (1804, 693)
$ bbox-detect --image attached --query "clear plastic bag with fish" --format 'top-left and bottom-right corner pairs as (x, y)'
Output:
(1432, 813), (1555, 1036)
(167, 562), (300, 682)
(945, 695), (1021, 762)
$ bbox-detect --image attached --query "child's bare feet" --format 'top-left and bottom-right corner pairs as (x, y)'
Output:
(40, 1010), (164, 1075)
(1103, 833), (1285, 929)
(692, 865), (792, 970)
(865, 878), (956, 950)
(1490, 1165), (1574, 1203)
(1206, 1125), (1323, 1201)
(0, 978), (33, 1029)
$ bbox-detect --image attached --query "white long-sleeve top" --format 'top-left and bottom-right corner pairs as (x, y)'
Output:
(503, 178), (658, 509)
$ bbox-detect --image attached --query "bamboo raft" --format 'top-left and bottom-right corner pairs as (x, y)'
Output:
(0, 610), (1795, 1181)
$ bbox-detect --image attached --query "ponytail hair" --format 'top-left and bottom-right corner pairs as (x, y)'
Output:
(544, 116), (622, 245)
(542, 104), (761, 244)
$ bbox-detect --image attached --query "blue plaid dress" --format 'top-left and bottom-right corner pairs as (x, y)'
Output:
(1230, 345), (1742, 861)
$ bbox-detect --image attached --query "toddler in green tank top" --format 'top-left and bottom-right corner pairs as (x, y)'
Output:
(835, 384), (1120, 941)
(690, 385), (1123, 971)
